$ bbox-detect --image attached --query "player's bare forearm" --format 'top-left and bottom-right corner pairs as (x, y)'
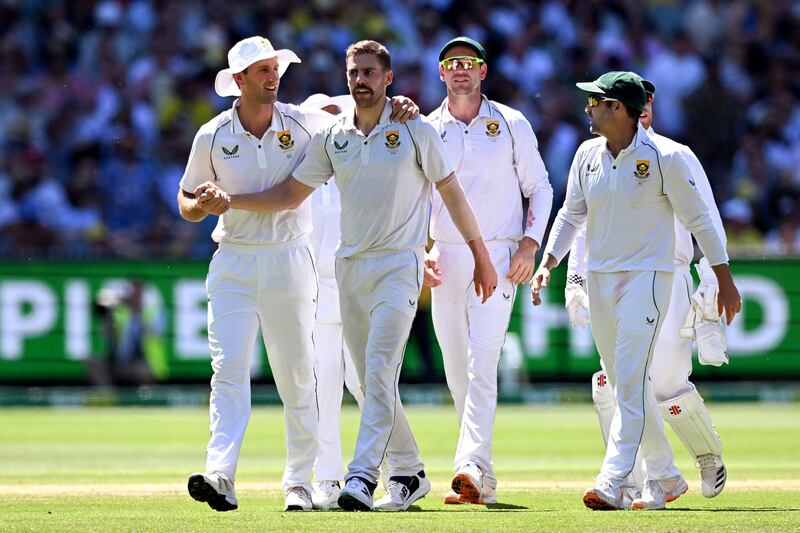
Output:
(711, 263), (742, 325)
(507, 237), (539, 284)
(437, 173), (481, 243)
(177, 189), (208, 222)
(230, 177), (314, 213)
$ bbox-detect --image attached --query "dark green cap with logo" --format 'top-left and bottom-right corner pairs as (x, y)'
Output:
(439, 36), (487, 62)
(576, 71), (647, 111)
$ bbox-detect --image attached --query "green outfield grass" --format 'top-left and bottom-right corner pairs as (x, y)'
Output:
(1, 403), (798, 531)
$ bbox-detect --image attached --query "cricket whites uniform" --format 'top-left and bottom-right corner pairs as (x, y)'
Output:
(569, 128), (727, 486)
(309, 179), (364, 482)
(427, 96), (552, 486)
(181, 100), (334, 493)
(294, 101), (452, 484)
(544, 123), (728, 482)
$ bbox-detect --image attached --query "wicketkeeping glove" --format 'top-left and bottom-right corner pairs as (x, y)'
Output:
(693, 257), (720, 321)
(680, 259), (729, 367)
(564, 276), (589, 329)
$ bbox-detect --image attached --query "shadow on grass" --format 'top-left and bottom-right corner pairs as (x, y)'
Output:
(668, 507), (800, 513)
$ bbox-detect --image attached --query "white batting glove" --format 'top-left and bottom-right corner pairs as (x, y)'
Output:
(693, 257), (720, 321)
(564, 278), (589, 329)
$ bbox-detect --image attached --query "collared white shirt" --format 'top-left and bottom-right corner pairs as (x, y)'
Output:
(566, 127), (727, 278)
(546, 123), (728, 273)
(294, 99), (452, 258)
(180, 99), (334, 245)
(427, 96), (553, 245)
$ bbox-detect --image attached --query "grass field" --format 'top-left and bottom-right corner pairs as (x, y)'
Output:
(1, 403), (799, 532)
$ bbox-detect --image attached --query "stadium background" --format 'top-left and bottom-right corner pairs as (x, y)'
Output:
(0, 0), (799, 397)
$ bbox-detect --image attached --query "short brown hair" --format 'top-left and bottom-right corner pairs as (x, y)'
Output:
(345, 40), (391, 71)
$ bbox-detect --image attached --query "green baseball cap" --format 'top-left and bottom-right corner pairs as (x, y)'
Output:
(576, 71), (647, 111)
(439, 36), (487, 62)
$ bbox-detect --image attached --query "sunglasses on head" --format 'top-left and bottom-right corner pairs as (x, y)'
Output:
(440, 56), (485, 70)
(587, 94), (619, 107)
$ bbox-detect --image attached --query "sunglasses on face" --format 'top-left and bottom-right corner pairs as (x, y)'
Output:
(587, 95), (619, 107)
(440, 56), (485, 71)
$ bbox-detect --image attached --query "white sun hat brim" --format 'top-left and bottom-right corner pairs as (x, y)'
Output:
(300, 93), (355, 115)
(214, 37), (301, 97)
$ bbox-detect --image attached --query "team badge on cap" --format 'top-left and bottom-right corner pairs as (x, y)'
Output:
(485, 120), (500, 138)
(278, 131), (294, 150)
(634, 160), (650, 179)
(385, 130), (401, 149)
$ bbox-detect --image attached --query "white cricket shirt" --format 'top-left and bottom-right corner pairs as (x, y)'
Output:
(546, 123), (728, 273)
(294, 99), (453, 258)
(427, 96), (553, 245)
(566, 128), (728, 278)
(180, 99), (334, 244)
(309, 178), (341, 280)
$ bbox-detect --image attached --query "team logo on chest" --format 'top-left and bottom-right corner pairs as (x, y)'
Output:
(385, 130), (401, 151)
(277, 130), (295, 150)
(485, 120), (501, 138)
(221, 145), (239, 159)
(634, 160), (650, 180)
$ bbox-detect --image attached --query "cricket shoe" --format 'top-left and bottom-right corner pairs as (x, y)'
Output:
(187, 471), (238, 512)
(620, 483), (642, 509)
(450, 463), (483, 503)
(697, 454), (726, 498)
(311, 480), (341, 510)
(284, 486), (313, 511)
(444, 483), (497, 505)
(338, 476), (377, 511)
(631, 475), (688, 510)
(375, 470), (431, 511)
(583, 475), (624, 511)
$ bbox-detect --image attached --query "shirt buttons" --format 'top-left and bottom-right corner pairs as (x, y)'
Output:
(464, 130), (468, 134)
(613, 166), (617, 169)
(258, 145), (262, 148)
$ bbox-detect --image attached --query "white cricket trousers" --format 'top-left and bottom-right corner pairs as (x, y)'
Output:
(649, 266), (695, 401)
(587, 270), (680, 481)
(337, 250), (425, 483)
(430, 240), (517, 484)
(205, 238), (319, 493)
(313, 276), (364, 482)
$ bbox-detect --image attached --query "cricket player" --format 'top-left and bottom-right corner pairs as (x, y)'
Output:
(220, 40), (497, 512)
(424, 37), (553, 505)
(180, 37), (418, 513)
(532, 71), (741, 511)
(566, 79), (729, 505)
(301, 94), (365, 510)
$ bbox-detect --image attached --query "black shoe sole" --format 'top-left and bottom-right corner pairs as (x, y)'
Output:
(338, 492), (372, 512)
(188, 474), (238, 512)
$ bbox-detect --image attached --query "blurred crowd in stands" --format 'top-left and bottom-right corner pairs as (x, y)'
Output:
(2, 0), (800, 259)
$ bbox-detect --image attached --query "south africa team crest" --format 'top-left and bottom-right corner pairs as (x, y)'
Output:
(485, 120), (501, 138)
(278, 130), (295, 150)
(634, 160), (650, 179)
(385, 130), (401, 150)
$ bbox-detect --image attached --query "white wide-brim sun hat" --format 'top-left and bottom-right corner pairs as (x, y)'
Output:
(300, 93), (355, 116)
(214, 36), (301, 97)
